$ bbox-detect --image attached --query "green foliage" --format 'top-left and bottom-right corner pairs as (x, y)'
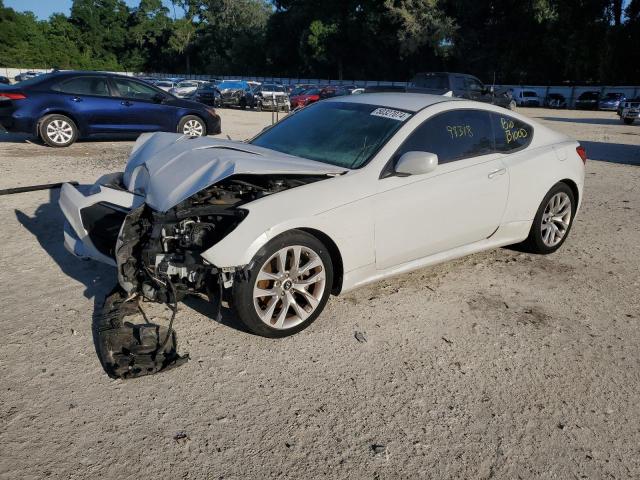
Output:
(0, 0), (637, 83)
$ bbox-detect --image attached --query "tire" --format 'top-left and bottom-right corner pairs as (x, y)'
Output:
(39, 114), (78, 147)
(256, 101), (262, 112)
(232, 230), (334, 338)
(239, 98), (247, 109)
(623, 118), (634, 125)
(178, 115), (206, 137)
(520, 182), (576, 254)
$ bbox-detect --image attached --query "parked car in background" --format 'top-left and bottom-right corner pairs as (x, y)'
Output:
(185, 83), (221, 107)
(319, 85), (350, 99)
(253, 83), (290, 112)
(575, 91), (600, 110)
(0, 75), (10, 85)
(290, 87), (321, 109)
(154, 80), (177, 92)
(15, 71), (42, 82)
(512, 88), (541, 107)
(289, 84), (316, 97)
(598, 92), (625, 111)
(407, 72), (516, 109)
(545, 93), (567, 109)
(217, 80), (256, 109)
(170, 80), (209, 98)
(136, 76), (158, 84)
(0, 71), (221, 147)
(619, 98), (640, 124)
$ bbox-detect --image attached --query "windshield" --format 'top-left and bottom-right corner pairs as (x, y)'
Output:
(156, 81), (173, 87)
(218, 81), (245, 90)
(604, 93), (623, 99)
(177, 81), (197, 88)
(250, 102), (410, 169)
(523, 91), (537, 97)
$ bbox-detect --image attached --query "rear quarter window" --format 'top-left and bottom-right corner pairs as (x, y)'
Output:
(491, 113), (533, 152)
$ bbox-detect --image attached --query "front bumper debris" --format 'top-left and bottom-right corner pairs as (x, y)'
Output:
(95, 287), (189, 379)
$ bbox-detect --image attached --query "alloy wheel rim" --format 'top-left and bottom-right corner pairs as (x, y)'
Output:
(183, 119), (204, 136)
(253, 245), (326, 330)
(541, 192), (572, 247)
(46, 119), (73, 144)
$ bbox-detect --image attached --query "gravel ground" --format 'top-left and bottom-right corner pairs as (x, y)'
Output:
(0, 106), (639, 479)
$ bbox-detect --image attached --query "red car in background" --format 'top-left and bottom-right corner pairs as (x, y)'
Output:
(290, 87), (322, 109)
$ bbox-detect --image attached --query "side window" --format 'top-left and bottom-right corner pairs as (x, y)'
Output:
(397, 110), (494, 164)
(52, 77), (110, 96)
(452, 76), (466, 91)
(465, 77), (484, 93)
(491, 113), (533, 152)
(112, 78), (159, 101)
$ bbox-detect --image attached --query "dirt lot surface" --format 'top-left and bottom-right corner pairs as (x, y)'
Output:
(1, 107), (639, 479)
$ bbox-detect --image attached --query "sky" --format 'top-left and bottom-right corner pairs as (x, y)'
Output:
(4, 0), (183, 20)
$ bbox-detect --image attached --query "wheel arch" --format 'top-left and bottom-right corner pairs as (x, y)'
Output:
(37, 110), (83, 137)
(559, 178), (579, 207)
(297, 227), (344, 295)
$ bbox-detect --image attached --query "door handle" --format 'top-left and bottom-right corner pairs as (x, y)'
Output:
(121, 101), (133, 107)
(488, 168), (506, 179)
(71, 96), (82, 102)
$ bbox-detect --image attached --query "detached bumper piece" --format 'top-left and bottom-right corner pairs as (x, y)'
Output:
(95, 287), (189, 379)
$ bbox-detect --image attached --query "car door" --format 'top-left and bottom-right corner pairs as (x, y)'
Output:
(374, 109), (509, 270)
(108, 77), (174, 133)
(50, 76), (124, 134)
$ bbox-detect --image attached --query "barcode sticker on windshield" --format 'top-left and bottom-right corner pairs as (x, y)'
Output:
(370, 108), (411, 121)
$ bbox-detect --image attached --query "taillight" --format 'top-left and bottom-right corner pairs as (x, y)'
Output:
(576, 145), (587, 164)
(0, 92), (26, 100)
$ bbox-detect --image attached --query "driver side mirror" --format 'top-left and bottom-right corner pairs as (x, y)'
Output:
(152, 92), (165, 103)
(395, 151), (438, 176)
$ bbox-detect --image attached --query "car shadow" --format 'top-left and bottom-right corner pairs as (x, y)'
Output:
(580, 140), (640, 166)
(0, 132), (35, 143)
(540, 116), (623, 126)
(183, 295), (252, 334)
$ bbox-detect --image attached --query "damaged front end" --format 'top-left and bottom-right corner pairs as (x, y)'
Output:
(95, 174), (326, 378)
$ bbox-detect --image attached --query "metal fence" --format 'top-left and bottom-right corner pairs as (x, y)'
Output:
(3, 67), (639, 109)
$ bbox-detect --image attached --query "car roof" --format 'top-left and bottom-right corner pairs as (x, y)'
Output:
(325, 92), (460, 112)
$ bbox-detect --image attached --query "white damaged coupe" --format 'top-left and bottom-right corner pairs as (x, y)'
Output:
(60, 93), (586, 337)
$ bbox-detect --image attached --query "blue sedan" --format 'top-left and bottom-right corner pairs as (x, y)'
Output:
(0, 71), (221, 147)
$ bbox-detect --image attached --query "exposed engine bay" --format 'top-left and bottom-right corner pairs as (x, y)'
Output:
(98, 173), (329, 378)
(117, 174), (326, 301)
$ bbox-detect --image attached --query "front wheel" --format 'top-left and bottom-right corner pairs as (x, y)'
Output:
(520, 183), (576, 254)
(623, 117), (635, 125)
(232, 231), (333, 338)
(508, 100), (517, 110)
(178, 115), (206, 137)
(39, 114), (78, 147)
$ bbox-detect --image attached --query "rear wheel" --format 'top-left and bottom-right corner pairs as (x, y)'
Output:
(39, 114), (78, 147)
(520, 182), (576, 254)
(232, 230), (333, 338)
(178, 115), (206, 137)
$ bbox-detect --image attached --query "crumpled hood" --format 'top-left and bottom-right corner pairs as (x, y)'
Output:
(123, 132), (347, 212)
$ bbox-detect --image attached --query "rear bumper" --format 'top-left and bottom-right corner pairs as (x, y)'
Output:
(59, 181), (144, 265)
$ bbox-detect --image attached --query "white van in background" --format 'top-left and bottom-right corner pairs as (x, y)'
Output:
(512, 88), (541, 107)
